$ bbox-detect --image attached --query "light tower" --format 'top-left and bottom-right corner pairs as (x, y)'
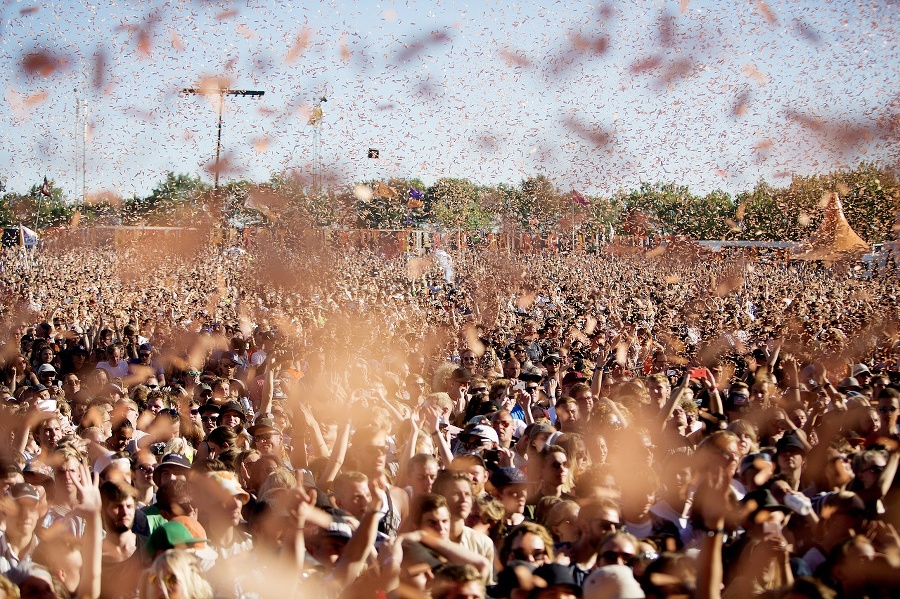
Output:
(308, 95), (327, 194)
(182, 86), (265, 189)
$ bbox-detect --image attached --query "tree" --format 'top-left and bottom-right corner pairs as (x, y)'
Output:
(514, 174), (565, 231)
(133, 172), (210, 226)
(0, 179), (72, 229)
(425, 177), (490, 233)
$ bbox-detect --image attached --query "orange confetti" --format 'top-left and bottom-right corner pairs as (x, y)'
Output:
(236, 24), (257, 39)
(756, 0), (777, 25)
(286, 28), (312, 64)
(21, 49), (69, 77)
(741, 63), (768, 86)
(170, 30), (184, 51)
(499, 49), (531, 68)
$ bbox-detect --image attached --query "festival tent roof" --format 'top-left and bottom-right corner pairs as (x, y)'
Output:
(792, 192), (870, 262)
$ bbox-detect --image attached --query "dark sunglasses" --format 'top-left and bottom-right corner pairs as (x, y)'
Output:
(601, 551), (636, 566)
(189, 409), (200, 415)
(878, 406), (898, 414)
(512, 548), (546, 562)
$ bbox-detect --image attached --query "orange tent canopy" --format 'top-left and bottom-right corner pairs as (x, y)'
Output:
(792, 192), (869, 262)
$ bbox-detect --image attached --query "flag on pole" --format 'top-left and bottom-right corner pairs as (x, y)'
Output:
(409, 188), (424, 200)
(571, 190), (590, 207)
(40, 176), (51, 198)
(374, 182), (397, 199)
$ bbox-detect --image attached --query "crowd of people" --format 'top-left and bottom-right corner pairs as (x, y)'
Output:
(0, 237), (898, 599)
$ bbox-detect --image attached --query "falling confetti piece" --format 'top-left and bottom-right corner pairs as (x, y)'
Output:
(286, 28), (312, 63)
(21, 48), (69, 77)
(756, 0), (778, 25)
(741, 63), (768, 86)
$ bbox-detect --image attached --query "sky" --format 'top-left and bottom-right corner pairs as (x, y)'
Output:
(0, 0), (897, 202)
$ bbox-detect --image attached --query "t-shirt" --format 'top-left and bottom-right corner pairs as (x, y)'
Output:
(96, 360), (130, 379)
(459, 526), (496, 584)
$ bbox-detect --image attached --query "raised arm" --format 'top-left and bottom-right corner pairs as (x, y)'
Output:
(333, 492), (384, 587)
(658, 371), (690, 432)
(317, 420), (351, 493)
(74, 464), (102, 599)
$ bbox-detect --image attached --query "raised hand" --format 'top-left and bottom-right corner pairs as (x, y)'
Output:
(73, 462), (101, 515)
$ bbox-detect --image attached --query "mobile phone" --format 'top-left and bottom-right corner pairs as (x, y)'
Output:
(483, 449), (500, 463)
(513, 380), (526, 391)
(690, 367), (709, 379)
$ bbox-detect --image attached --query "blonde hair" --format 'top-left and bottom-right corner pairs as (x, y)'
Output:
(140, 549), (212, 599)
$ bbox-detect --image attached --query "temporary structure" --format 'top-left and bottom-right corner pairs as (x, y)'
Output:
(792, 192), (869, 262)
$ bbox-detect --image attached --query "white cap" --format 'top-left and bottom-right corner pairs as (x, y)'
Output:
(464, 424), (499, 445)
(584, 565), (646, 599)
(851, 363), (871, 378)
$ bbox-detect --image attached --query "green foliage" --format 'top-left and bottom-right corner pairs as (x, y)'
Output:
(0, 179), (72, 228)
(425, 177), (491, 233)
(127, 172), (210, 226)
(734, 163), (899, 242)
(513, 175), (565, 231)
(2, 163), (892, 243)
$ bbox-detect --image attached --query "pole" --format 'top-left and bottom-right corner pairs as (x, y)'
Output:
(215, 93), (224, 189)
(182, 87), (264, 190)
(571, 200), (575, 251)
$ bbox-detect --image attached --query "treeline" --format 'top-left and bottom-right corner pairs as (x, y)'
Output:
(1, 162), (897, 243)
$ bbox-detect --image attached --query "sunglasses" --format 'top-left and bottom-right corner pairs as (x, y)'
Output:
(601, 551), (636, 566)
(137, 464), (156, 474)
(202, 414), (220, 421)
(878, 406), (898, 414)
(189, 409), (200, 415)
(512, 548), (546, 562)
(367, 445), (390, 455)
(148, 572), (178, 591)
(592, 518), (619, 531)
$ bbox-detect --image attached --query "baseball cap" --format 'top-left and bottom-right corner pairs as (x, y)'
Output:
(9, 482), (41, 502)
(217, 401), (246, 422)
(562, 371), (587, 386)
(460, 424), (499, 445)
(208, 471), (250, 504)
(36, 364), (56, 375)
(532, 563), (582, 597)
(489, 467), (529, 489)
(147, 517), (217, 561)
(524, 422), (556, 438)
(739, 452), (775, 476)
(837, 377), (862, 392)
(248, 416), (281, 437)
(138, 343), (153, 353)
(220, 351), (241, 365)
(152, 453), (191, 487)
(851, 364), (871, 378)
(776, 433), (807, 455)
(584, 565), (646, 599)
(320, 520), (353, 541)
